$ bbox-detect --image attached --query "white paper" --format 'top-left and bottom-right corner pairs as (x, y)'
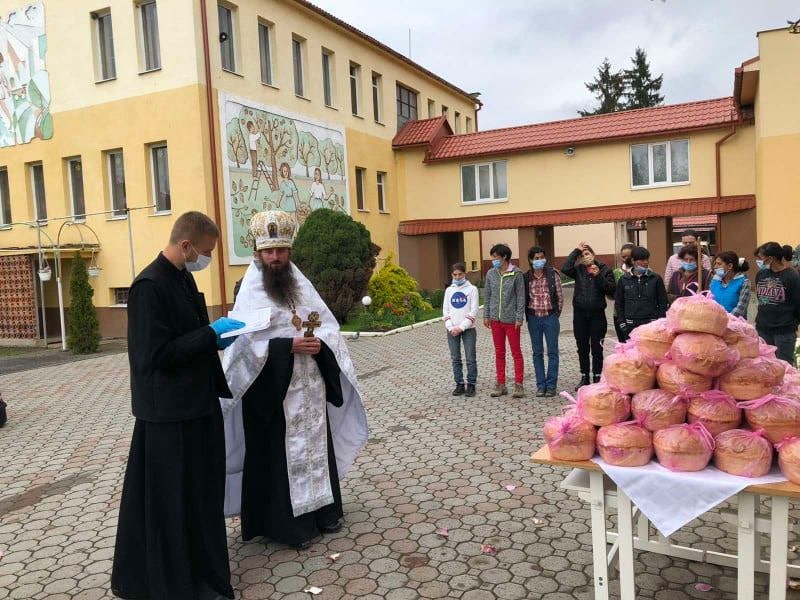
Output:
(592, 457), (787, 537)
(221, 308), (271, 338)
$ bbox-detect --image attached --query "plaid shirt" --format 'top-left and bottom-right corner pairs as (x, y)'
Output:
(732, 277), (751, 318)
(528, 270), (564, 317)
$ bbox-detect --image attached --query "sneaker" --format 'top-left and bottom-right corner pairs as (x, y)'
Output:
(490, 384), (508, 397)
(512, 383), (525, 398)
(452, 384), (465, 396)
(593, 374), (602, 384)
(575, 374), (590, 391)
(544, 388), (557, 398)
(535, 388), (546, 398)
(465, 384), (476, 397)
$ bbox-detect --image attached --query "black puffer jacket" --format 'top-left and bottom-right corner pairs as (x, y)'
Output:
(614, 270), (668, 322)
(561, 249), (616, 312)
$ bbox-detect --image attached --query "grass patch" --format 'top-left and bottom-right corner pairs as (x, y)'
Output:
(341, 307), (443, 332)
(0, 347), (37, 357)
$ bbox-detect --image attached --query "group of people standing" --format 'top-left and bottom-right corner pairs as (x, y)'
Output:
(443, 230), (800, 399)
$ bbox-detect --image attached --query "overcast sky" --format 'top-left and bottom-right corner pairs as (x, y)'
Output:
(311, 0), (798, 130)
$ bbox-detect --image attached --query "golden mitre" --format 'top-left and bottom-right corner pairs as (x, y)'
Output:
(249, 210), (296, 250)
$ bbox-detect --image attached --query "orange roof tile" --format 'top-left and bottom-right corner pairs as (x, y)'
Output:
(422, 97), (745, 162)
(392, 116), (450, 147)
(398, 195), (755, 235)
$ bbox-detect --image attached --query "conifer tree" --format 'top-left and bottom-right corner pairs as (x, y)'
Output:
(623, 47), (664, 110)
(578, 58), (626, 116)
(67, 257), (101, 354)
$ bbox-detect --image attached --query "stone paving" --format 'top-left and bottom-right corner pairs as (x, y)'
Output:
(1, 311), (799, 600)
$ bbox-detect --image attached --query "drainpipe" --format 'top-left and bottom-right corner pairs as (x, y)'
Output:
(199, 0), (229, 316)
(474, 101), (482, 132)
(714, 124), (737, 250)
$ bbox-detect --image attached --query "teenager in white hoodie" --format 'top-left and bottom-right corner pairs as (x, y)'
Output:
(443, 262), (480, 397)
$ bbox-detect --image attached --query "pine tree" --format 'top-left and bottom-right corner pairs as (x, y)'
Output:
(578, 58), (625, 117)
(67, 257), (101, 354)
(623, 47), (664, 110)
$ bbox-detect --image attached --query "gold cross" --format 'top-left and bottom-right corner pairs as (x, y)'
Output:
(302, 311), (321, 338)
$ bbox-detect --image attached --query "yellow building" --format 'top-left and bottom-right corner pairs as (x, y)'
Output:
(0, 0), (479, 342)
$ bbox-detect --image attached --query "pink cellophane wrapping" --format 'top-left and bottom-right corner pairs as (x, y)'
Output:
(570, 384), (631, 426)
(686, 390), (742, 436)
(669, 332), (740, 378)
(656, 361), (714, 395)
(778, 369), (800, 400)
(603, 345), (657, 394)
(544, 412), (597, 461)
(723, 315), (760, 359)
(739, 394), (800, 444)
(631, 389), (686, 432)
(719, 357), (785, 401)
(666, 292), (729, 337)
(776, 436), (800, 485)
(628, 318), (676, 362)
(654, 422), (715, 472)
(596, 422), (653, 467)
(713, 428), (773, 477)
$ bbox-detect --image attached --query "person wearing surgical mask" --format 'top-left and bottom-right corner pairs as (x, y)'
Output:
(443, 262), (480, 397)
(614, 246), (668, 342)
(112, 211), (244, 600)
(666, 245), (712, 304)
(709, 250), (751, 318)
(753, 242), (800, 364)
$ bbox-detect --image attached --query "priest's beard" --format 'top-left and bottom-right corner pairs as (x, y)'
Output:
(261, 260), (298, 306)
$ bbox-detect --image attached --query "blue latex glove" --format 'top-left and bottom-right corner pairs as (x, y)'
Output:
(209, 317), (246, 337)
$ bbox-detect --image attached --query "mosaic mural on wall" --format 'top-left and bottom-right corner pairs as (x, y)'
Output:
(219, 92), (349, 264)
(0, 2), (51, 148)
(0, 255), (38, 339)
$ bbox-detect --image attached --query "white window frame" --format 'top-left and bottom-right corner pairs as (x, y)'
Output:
(29, 163), (47, 223)
(465, 116), (473, 133)
(106, 150), (127, 219)
(0, 167), (11, 228)
(258, 20), (274, 86)
(150, 144), (171, 214)
(113, 287), (130, 307)
(349, 62), (361, 116)
(355, 167), (366, 211)
(460, 160), (508, 205)
(454, 110), (461, 133)
(292, 35), (306, 97)
(67, 157), (86, 222)
(321, 49), (335, 107)
(442, 105), (449, 121)
(136, 0), (161, 73)
(427, 99), (435, 119)
(630, 139), (690, 189)
(93, 9), (116, 82)
(218, 3), (237, 73)
(377, 171), (387, 213)
(371, 72), (383, 123)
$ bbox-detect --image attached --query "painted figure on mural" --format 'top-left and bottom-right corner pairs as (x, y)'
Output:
(309, 167), (328, 210)
(278, 162), (300, 211)
(246, 121), (261, 177)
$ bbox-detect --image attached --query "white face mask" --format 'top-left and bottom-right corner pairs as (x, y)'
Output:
(185, 245), (212, 272)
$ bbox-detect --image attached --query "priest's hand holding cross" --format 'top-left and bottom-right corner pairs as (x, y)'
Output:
(292, 311), (322, 354)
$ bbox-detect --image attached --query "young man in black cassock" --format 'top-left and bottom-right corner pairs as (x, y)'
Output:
(112, 212), (245, 600)
(221, 210), (368, 550)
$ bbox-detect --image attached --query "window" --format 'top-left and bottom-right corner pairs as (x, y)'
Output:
(454, 111), (461, 133)
(137, 1), (160, 71)
(151, 145), (170, 213)
(258, 21), (273, 85)
(93, 9), (116, 81)
(461, 160), (507, 203)
(0, 168), (10, 226)
(442, 105), (449, 121)
(355, 167), (365, 210)
(30, 163), (46, 222)
(321, 50), (334, 106)
(218, 4), (236, 72)
(377, 171), (386, 212)
(107, 150), (127, 217)
(292, 37), (306, 97)
(465, 116), (473, 133)
(427, 98), (435, 118)
(67, 158), (86, 221)
(630, 139), (689, 188)
(114, 287), (130, 305)
(371, 72), (382, 123)
(396, 83), (418, 130)
(349, 62), (361, 115)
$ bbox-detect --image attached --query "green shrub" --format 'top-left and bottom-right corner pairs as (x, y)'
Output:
(430, 288), (445, 309)
(367, 254), (432, 321)
(293, 208), (380, 323)
(67, 257), (100, 354)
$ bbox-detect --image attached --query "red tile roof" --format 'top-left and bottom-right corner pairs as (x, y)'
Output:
(419, 97), (745, 162)
(398, 195), (755, 235)
(392, 116), (451, 147)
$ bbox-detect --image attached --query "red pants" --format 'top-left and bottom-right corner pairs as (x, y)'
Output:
(490, 320), (524, 385)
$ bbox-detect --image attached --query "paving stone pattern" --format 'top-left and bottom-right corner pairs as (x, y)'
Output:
(1, 311), (798, 599)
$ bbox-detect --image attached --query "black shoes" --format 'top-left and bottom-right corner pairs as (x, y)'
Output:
(593, 374), (601, 384)
(320, 519), (343, 534)
(465, 384), (476, 397)
(575, 374), (590, 390)
(291, 539), (314, 550)
(452, 383), (465, 396)
(544, 388), (557, 398)
(536, 388), (546, 397)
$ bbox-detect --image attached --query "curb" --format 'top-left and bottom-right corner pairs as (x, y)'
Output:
(342, 304), (486, 339)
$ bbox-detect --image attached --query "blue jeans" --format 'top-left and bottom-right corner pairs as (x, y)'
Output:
(447, 328), (477, 385)
(526, 313), (560, 390)
(758, 328), (798, 366)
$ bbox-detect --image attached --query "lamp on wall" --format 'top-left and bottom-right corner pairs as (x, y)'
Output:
(564, 147), (575, 157)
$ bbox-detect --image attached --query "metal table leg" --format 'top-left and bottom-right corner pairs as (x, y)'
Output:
(769, 495), (789, 600)
(738, 492), (756, 600)
(617, 489), (636, 600)
(589, 470), (610, 600)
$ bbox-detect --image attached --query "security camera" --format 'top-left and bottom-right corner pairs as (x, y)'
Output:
(564, 147), (575, 156)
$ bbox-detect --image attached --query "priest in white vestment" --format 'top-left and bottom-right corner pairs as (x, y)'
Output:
(221, 210), (368, 549)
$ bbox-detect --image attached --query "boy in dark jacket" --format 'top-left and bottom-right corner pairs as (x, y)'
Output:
(615, 246), (668, 342)
(562, 242), (616, 389)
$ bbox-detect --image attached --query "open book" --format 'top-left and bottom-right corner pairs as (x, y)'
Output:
(221, 308), (271, 338)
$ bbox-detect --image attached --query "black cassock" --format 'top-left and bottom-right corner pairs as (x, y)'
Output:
(112, 254), (233, 600)
(240, 337), (344, 547)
